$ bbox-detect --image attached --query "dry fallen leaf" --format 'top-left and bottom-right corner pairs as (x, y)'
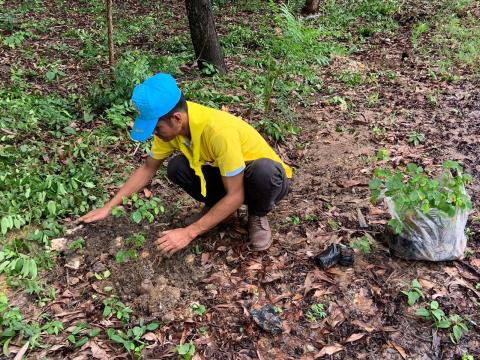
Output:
(315, 344), (344, 358)
(471, 258), (480, 268)
(389, 341), (407, 359)
(418, 278), (435, 290)
(353, 290), (375, 315)
(351, 319), (375, 332)
(345, 333), (365, 343)
(89, 340), (109, 360)
(13, 342), (29, 360)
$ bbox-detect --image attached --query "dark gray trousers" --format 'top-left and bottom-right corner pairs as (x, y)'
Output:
(167, 155), (290, 216)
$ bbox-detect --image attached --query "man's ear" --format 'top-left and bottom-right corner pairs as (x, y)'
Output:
(171, 112), (183, 125)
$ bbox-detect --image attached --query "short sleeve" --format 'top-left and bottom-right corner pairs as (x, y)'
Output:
(210, 129), (245, 177)
(150, 135), (175, 160)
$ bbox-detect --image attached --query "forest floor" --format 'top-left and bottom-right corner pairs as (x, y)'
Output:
(1, 0), (480, 359)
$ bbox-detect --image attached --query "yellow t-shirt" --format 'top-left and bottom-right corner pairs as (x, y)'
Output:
(150, 101), (292, 196)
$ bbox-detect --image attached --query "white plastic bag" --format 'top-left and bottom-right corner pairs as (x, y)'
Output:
(385, 196), (470, 261)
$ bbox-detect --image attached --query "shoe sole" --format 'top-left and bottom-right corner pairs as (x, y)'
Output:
(248, 237), (273, 251)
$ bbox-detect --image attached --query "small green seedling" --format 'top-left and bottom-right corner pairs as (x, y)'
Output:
(462, 354), (474, 360)
(306, 303), (327, 322)
(94, 270), (111, 280)
(327, 219), (340, 231)
(67, 322), (100, 348)
(107, 319), (159, 355)
(449, 314), (469, 343)
(375, 148), (390, 161)
(407, 131), (425, 146)
(416, 301), (448, 325)
(115, 249), (137, 264)
(191, 302), (207, 316)
(103, 297), (133, 323)
(42, 320), (64, 335)
(401, 279), (424, 306)
(68, 237), (85, 250)
(125, 233), (145, 249)
(350, 235), (372, 254)
(176, 341), (196, 360)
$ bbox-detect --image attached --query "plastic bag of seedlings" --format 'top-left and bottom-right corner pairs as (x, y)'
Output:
(371, 161), (472, 261)
(385, 198), (470, 261)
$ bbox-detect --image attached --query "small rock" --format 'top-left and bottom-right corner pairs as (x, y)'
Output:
(65, 225), (83, 235)
(68, 277), (80, 285)
(251, 304), (284, 334)
(51, 238), (68, 252)
(162, 311), (175, 322)
(65, 255), (84, 270)
(114, 236), (123, 247)
(140, 251), (150, 259)
(185, 254), (195, 265)
(92, 261), (106, 273)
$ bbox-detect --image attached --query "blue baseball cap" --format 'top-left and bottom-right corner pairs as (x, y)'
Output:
(130, 73), (182, 142)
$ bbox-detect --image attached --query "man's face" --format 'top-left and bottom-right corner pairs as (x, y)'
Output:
(153, 115), (181, 141)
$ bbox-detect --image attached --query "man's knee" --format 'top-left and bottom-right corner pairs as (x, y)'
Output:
(246, 158), (285, 187)
(167, 155), (190, 183)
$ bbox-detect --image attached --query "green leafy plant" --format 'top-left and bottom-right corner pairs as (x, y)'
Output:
(125, 193), (165, 224)
(94, 270), (111, 280)
(191, 302), (207, 316)
(411, 22), (429, 49)
(306, 303), (327, 322)
(176, 341), (196, 360)
(107, 319), (159, 356)
(416, 300), (449, 326)
(0, 294), (42, 354)
(67, 322), (100, 348)
(375, 148), (390, 161)
(125, 233), (145, 249)
(41, 320), (64, 335)
(407, 131), (425, 146)
(115, 249), (137, 264)
(2, 30), (31, 49)
(103, 297), (133, 323)
(416, 302), (469, 343)
(401, 279), (424, 306)
(350, 235), (372, 254)
(369, 161), (472, 234)
(449, 314), (469, 343)
(68, 237), (85, 251)
(0, 249), (38, 280)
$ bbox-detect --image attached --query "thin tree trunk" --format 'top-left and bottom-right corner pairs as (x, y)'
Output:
(106, 0), (115, 69)
(302, 0), (320, 15)
(185, 0), (227, 74)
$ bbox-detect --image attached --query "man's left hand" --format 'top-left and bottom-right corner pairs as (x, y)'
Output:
(155, 228), (195, 255)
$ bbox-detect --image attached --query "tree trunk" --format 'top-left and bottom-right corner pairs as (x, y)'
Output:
(302, 0), (320, 15)
(185, 0), (227, 74)
(106, 0), (115, 69)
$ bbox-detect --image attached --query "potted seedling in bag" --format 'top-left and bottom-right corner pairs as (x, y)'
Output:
(369, 160), (472, 261)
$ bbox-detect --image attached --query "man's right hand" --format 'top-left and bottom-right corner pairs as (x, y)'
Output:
(77, 206), (112, 224)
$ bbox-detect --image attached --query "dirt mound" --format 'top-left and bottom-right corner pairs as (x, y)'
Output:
(61, 216), (208, 321)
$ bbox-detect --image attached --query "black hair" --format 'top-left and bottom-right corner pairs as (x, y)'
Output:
(159, 93), (187, 122)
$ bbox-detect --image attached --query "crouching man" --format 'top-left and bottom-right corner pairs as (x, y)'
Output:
(78, 73), (292, 254)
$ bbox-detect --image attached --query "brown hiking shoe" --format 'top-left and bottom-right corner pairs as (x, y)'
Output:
(248, 215), (272, 251)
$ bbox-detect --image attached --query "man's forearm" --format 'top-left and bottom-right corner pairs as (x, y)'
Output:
(105, 165), (157, 209)
(187, 192), (244, 238)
